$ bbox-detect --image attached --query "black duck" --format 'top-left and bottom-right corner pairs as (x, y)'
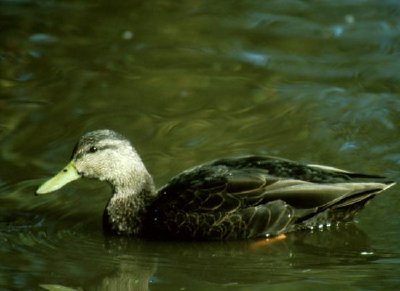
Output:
(36, 129), (395, 240)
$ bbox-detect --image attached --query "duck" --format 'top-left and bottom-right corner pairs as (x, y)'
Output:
(36, 129), (395, 240)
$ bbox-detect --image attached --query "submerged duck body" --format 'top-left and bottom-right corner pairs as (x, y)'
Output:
(37, 130), (395, 240)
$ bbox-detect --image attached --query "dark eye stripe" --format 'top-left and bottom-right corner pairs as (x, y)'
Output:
(74, 144), (118, 160)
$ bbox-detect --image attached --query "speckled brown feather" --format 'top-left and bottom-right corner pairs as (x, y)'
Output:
(140, 156), (394, 240)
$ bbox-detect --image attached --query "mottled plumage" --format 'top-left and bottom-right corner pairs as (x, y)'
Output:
(36, 130), (395, 240)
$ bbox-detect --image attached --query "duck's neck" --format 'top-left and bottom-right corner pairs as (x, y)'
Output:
(104, 173), (156, 236)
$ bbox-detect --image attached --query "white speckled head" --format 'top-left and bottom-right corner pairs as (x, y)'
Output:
(36, 129), (155, 197)
(72, 129), (152, 193)
(37, 129), (157, 235)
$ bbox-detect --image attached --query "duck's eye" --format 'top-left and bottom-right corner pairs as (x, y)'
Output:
(88, 146), (98, 153)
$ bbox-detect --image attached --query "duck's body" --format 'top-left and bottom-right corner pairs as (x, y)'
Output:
(37, 130), (395, 240)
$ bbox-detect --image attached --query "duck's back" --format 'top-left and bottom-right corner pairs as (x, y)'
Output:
(141, 156), (394, 240)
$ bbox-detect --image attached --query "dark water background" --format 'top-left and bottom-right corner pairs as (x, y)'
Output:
(1, 0), (400, 290)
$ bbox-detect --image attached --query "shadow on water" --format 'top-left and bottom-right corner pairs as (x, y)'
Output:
(0, 201), (383, 290)
(65, 226), (381, 290)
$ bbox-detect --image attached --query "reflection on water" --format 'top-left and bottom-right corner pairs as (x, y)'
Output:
(0, 219), (383, 290)
(1, 0), (400, 290)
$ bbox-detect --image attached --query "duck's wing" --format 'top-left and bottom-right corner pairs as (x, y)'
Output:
(156, 156), (394, 211)
(145, 156), (394, 239)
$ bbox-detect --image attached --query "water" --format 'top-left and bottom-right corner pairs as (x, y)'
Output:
(1, 0), (400, 290)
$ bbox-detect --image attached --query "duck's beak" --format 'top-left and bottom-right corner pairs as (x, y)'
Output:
(36, 161), (81, 195)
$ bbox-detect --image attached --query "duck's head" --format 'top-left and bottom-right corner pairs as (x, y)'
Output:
(36, 129), (152, 195)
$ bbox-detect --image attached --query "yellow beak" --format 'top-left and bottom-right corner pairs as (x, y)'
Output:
(36, 161), (81, 195)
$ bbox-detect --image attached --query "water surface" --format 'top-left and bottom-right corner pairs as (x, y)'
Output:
(1, 0), (400, 290)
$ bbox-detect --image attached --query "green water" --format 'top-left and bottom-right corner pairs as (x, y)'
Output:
(1, 0), (400, 290)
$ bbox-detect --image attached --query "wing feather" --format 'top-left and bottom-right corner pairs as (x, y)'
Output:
(146, 156), (394, 239)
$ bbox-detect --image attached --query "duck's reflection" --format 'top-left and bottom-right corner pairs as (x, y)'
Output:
(93, 257), (156, 291)
(39, 224), (377, 290)
(103, 225), (375, 288)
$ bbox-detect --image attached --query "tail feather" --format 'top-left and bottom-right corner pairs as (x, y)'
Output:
(293, 181), (395, 229)
(308, 163), (394, 181)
